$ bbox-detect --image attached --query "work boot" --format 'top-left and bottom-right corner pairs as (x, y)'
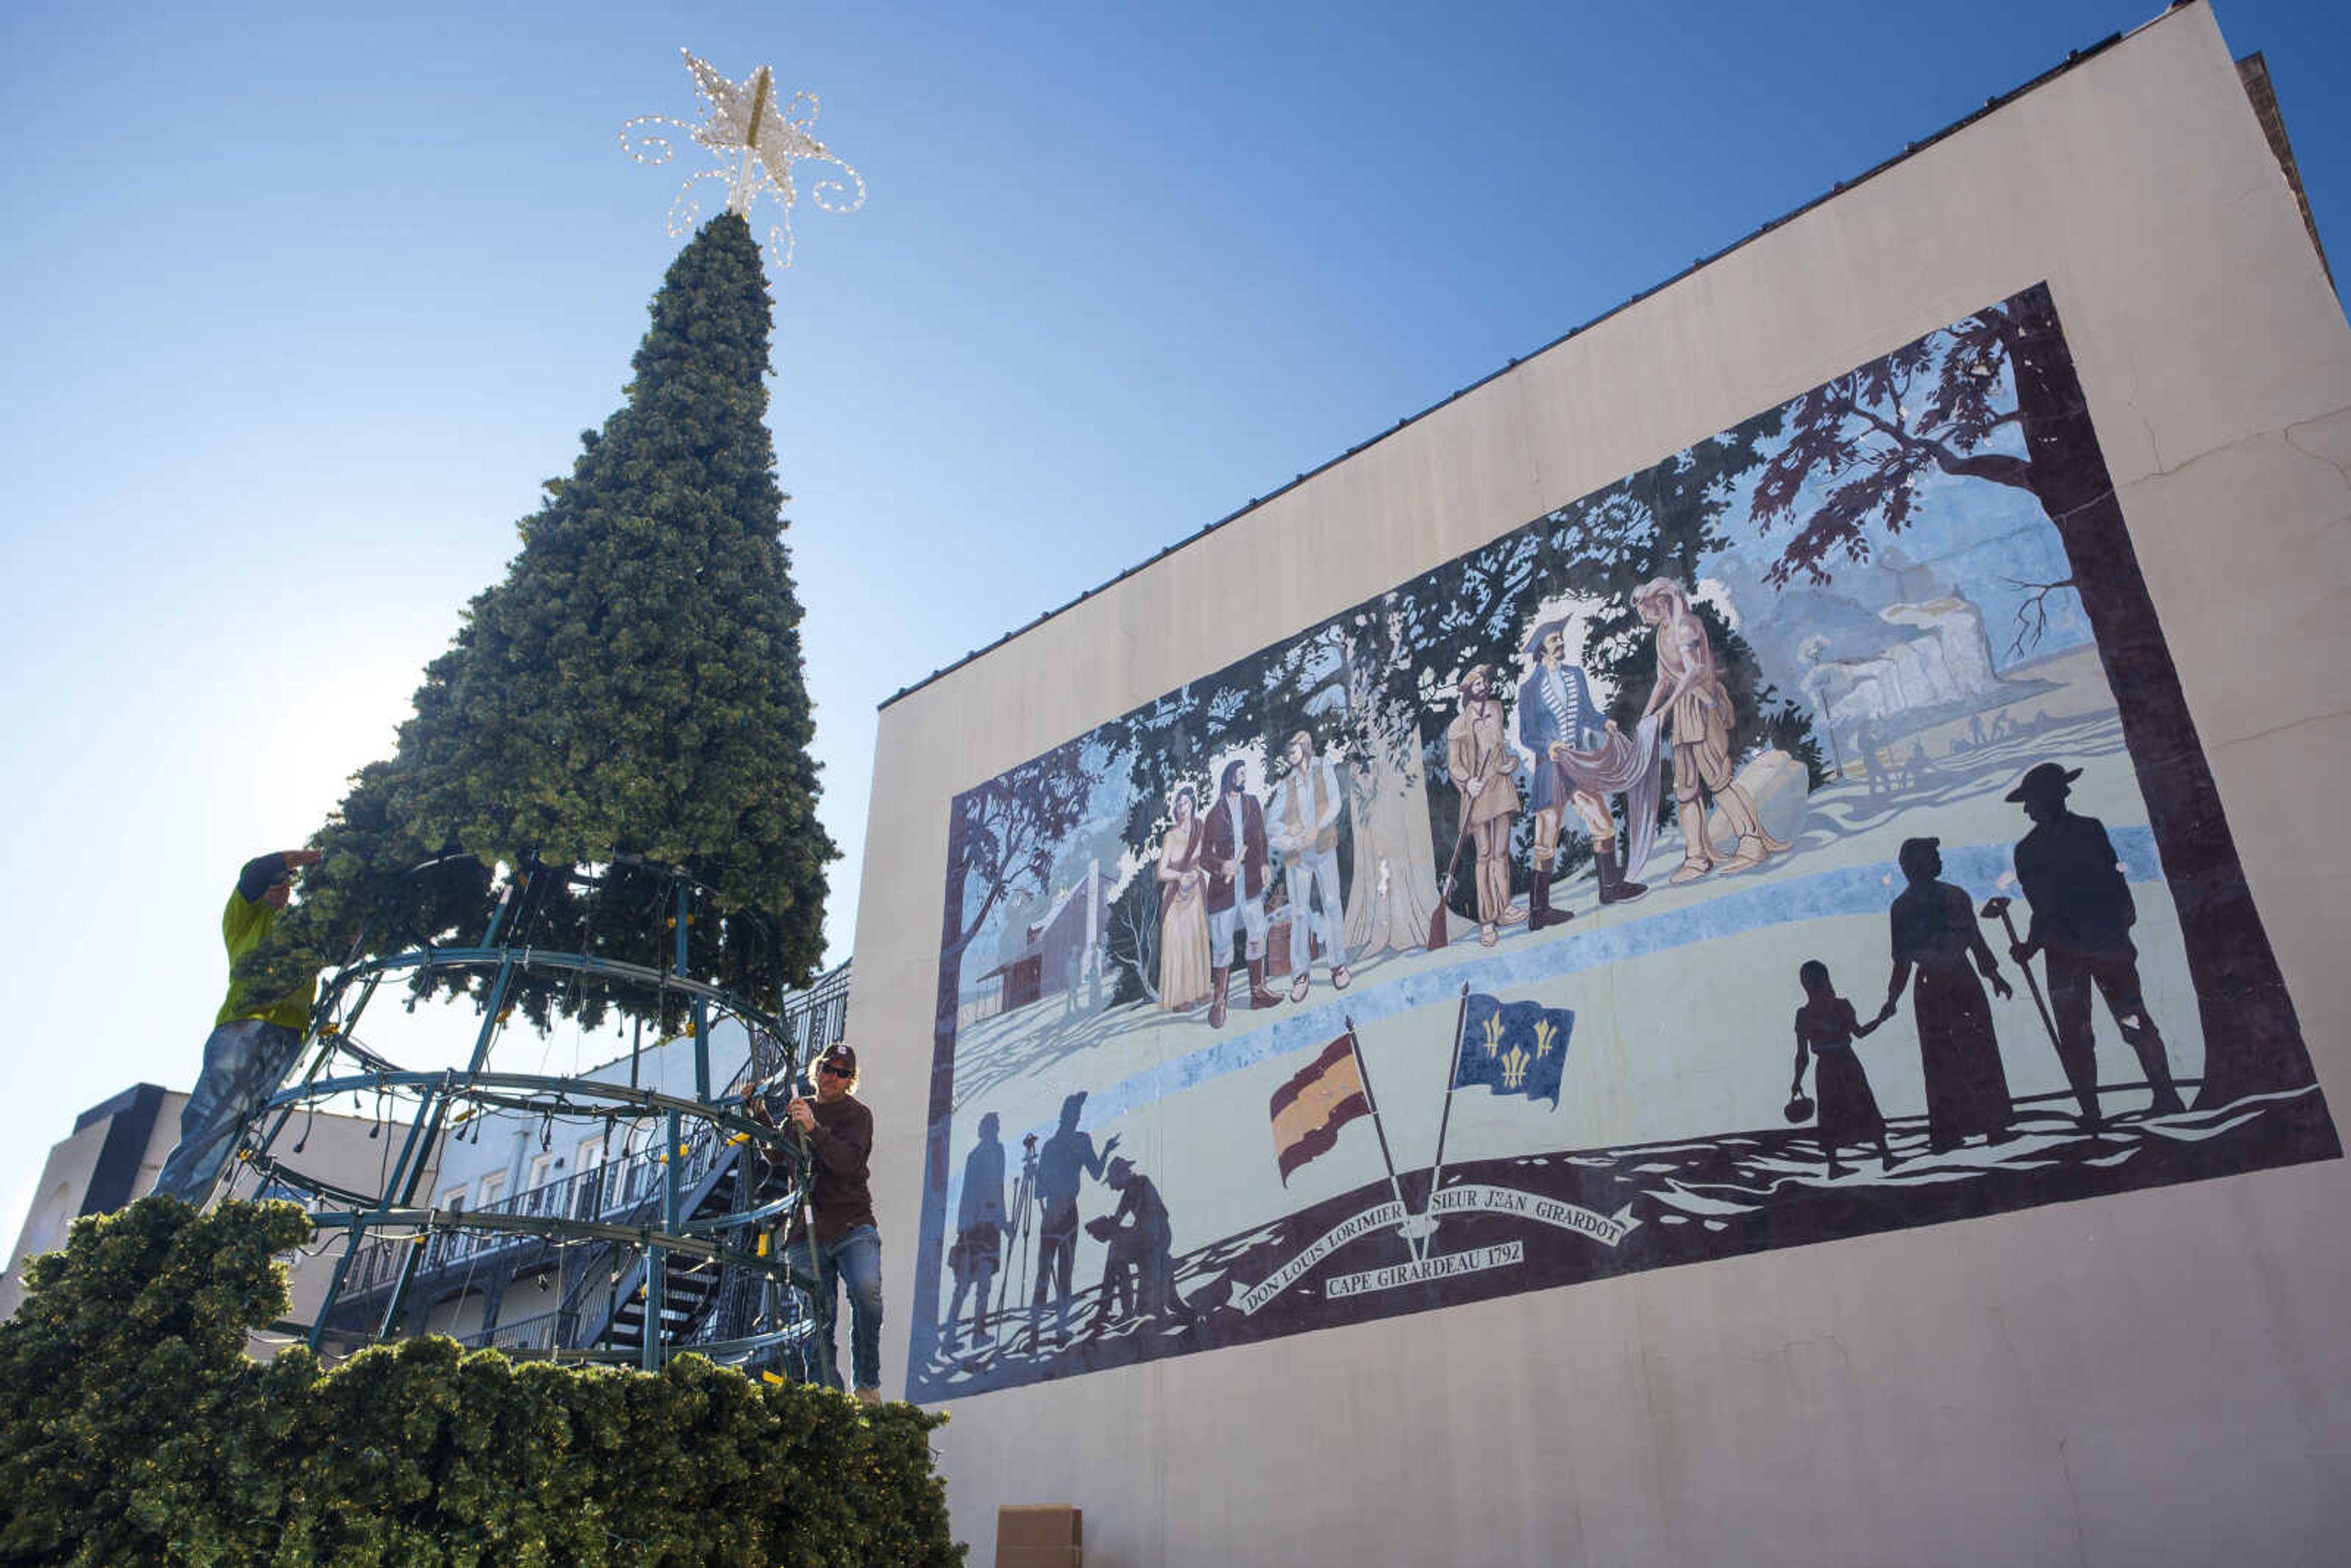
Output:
(1209, 967), (1230, 1029)
(1247, 957), (1282, 1009)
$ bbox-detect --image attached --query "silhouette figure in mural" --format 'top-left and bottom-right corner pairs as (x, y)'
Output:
(1517, 621), (1650, 927)
(1446, 664), (1522, 947)
(1267, 730), (1351, 1002)
(1030, 1091), (1120, 1346)
(1633, 578), (1788, 882)
(945, 1112), (1010, 1351)
(1156, 785), (1214, 1013)
(1856, 723), (1890, 798)
(1878, 836), (2017, 1151)
(1086, 1154), (1194, 1329)
(2004, 762), (2188, 1127)
(1790, 960), (1894, 1177)
(1203, 758), (1279, 1029)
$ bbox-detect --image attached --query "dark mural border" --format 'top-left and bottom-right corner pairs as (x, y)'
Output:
(904, 282), (2337, 1401)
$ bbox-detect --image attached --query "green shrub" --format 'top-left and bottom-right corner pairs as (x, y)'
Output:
(0, 1199), (961, 1567)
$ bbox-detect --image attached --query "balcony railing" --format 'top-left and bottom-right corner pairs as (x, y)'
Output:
(334, 1127), (724, 1296)
(328, 961), (851, 1319)
(456, 1308), (574, 1353)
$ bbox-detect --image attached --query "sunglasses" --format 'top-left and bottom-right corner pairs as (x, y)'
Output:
(819, 1062), (852, 1078)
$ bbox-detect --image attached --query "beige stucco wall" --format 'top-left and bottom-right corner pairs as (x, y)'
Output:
(0, 1091), (186, 1320)
(1, 1086), (420, 1351)
(851, 6), (2351, 1563)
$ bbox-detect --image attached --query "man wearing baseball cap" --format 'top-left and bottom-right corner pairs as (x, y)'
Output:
(783, 1041), (885, 1403)
(153, 847), (325, 1204)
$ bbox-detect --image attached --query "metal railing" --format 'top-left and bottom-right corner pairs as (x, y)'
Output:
(327, 958), (852, 1336)
(336, 1129), (719, 1293)
(456, 1308), (575, 1353)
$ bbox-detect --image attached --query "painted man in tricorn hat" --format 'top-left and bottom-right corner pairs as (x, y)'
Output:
(2006, 762), (2187, 1126)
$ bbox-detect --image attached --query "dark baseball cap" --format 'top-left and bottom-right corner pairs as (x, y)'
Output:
(819, 1043), (857, 1075)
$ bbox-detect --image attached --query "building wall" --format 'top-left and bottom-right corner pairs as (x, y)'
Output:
(851, 7), (2351, 1565)
(0, 1086), (184, 1319)
(1, 1086), (396, 1346)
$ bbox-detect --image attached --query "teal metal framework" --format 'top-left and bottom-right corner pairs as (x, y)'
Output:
(230, 854), (833, 1375)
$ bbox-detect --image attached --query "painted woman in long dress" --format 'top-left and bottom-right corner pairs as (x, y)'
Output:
(1157, 786), (1213, 1011)
(1877, 836), (2017, 1150)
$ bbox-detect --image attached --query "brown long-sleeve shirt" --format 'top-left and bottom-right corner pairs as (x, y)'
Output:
(786, 1093), (876, 1245)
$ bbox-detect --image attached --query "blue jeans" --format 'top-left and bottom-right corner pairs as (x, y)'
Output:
(154, 1018), (305, 1204)
(785, 1224), (883, 1392)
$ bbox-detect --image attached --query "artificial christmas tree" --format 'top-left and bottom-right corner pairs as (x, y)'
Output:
(244, 210), (834, 1028)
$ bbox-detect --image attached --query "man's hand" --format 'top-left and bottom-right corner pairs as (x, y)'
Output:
(786, 1098), (816, 1133)
(285, 849), (324, 869)
(1548, 740), (1571, 761)
(2009, 940), (2037, 966)
(1102, 1133), (1121, 1159)
(1463, 776), (1485, 798)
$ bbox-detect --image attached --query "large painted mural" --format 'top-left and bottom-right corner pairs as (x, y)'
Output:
(908, 283), (2338, 1400)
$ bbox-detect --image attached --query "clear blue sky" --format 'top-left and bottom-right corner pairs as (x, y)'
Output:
(1, 1), (2342, 1247)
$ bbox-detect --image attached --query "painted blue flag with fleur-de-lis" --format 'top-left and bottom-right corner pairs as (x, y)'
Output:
(1453, 993), (1573, 1109)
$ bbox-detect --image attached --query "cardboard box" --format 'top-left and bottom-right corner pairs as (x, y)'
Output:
(997, 1551), (1079, 1568)
(997, 1504), (1081, 1567)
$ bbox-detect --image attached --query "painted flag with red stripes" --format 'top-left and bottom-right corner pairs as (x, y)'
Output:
(1270, 1031), (1371, 1185)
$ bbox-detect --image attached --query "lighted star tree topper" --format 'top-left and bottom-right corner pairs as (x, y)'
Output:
(621, 48), (865, 267)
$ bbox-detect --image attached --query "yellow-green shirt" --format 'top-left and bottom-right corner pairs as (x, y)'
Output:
(214, 889), (315, 1031)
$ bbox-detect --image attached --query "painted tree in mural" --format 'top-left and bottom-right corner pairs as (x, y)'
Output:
(1329, 606), (1443, 955)
(241, 212), (834, 1025)
(937, 739), (1100, 1017)
(1095, 677), (1253, 996)
(1546, 411), (1820, 775)
(1237, 618), (1442, 961)
(1340, 424), (1818, 925)
(1747, 282), (2307, 1108)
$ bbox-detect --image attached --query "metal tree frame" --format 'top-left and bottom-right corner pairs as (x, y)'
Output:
(231, 854), (832, 1375)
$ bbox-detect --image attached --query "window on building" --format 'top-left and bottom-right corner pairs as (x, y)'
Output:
(432, 1186), (467, 1269)
(522, 1152), (557, 1215)
(575, 1135), (609, 1217)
